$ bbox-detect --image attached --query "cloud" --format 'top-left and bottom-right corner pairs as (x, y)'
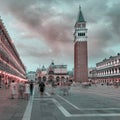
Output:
(0, 0), (120, 70)
(86, 0), (120, 66)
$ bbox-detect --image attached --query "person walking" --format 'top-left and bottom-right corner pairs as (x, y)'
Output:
(30, 80), (34, 96)
(24, 81), (30, 100)
(10, 80), (16, 99)
(39, 80), (45, 95)
(18, 82), (25, 99)
(51, 80), (55, 94)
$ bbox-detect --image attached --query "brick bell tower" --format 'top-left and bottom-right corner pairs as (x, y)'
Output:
(74, 6), (88, 83)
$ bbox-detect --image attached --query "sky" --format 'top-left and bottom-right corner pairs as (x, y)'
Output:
(0, 0), (120, 72)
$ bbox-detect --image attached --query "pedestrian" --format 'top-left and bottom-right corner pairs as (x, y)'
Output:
(24, 81), (30, 100)
(51, 80), (55, 94)
(30, 80), (34, 95)
(10, 80), (16, 99)
(62, 81), (67, 96)
(39, 80), (45, 95)
(18, 82), (25, 99)
(5, 81), (8, 89)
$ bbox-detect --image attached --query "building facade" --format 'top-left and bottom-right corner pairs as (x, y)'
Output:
(90, 53), (120, 84)
(47, 61), (69, 84)
(74, 6), (88, 83)
(36, 61), (69, 84)
(0, 17), (26, 87)
(36, 65), (47, 82)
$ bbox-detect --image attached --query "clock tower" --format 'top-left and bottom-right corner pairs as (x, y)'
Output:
(74, 6), (88, 83)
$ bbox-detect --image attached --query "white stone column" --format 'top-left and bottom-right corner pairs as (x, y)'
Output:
(117, 59), (119, 63)
(114, 69), (116, 74)
(111, 69), (113, 74)
(117, 68), (119, 73)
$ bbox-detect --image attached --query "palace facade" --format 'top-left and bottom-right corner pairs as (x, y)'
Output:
(0, 17), (26, 87)
(90, 53), (120, 84)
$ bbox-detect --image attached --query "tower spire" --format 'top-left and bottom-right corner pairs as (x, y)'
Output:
(76, 6), (85, 23)
(79, 5), (81, 11)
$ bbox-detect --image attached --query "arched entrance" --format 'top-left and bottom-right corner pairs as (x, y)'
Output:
(56, 76), (60, 85)
(48, 75), (54, 83)
(56, 76), (60, 82)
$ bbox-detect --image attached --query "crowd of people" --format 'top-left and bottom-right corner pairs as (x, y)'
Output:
(10, 80), (34, 100)
(0, 77), (73, 100)
(10, 79), (46, 99)
(8, 79), (120, 100)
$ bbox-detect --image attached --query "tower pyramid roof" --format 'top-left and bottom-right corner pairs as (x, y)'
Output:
(76, 6), (85, 23)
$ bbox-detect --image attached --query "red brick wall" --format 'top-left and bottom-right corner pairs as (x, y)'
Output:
(74, 41), (88, 82)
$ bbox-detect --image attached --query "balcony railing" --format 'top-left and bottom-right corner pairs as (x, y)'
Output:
(96, 63), (120, 70)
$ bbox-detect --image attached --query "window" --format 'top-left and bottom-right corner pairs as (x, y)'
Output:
(78, 33), (81, 36)
(78, 33), (85, 36)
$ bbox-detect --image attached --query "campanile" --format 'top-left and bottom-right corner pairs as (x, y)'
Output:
(74, 6), (88, 83)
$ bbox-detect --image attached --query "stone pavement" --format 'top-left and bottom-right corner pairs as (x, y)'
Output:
(26, 84), (120, 120)
(71, 84), (120, 100)
(0, 87), (28, 120)
(1, 84), (120, 120)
